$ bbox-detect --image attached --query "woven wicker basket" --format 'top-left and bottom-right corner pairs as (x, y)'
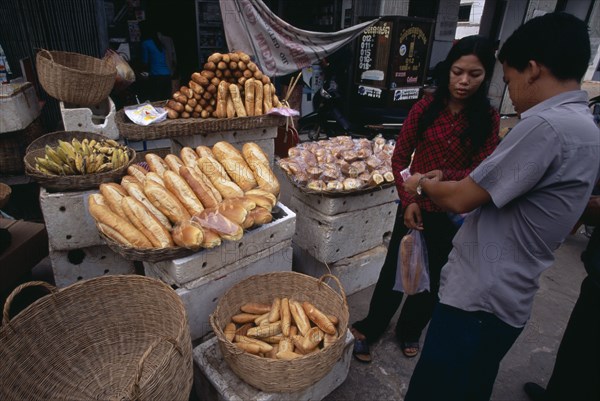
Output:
(24, 131), (134, 192)
(99, 230), (195, 262)
(210, 272), (349, 392)
(0, 183), (11, 209)
(36, 49), (116, 106)
(0, 276), (193, 400)
(116, 102), (287, 140)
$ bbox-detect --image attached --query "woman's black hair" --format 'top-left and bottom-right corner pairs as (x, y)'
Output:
(417, 35), (496, 151)
(139, 20), (164, 52)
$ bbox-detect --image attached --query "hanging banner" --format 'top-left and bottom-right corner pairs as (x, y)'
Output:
(219, 0), (378, 77)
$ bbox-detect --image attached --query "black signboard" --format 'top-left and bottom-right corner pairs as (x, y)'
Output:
(354, 20), (394, 89)
(389, 20), (433, 88)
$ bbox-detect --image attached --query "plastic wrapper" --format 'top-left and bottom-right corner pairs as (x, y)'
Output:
(191, 209), (243, 241)
(124, 102), (168, 126)
(394, 229), (430, 295)
(104, 49), (135, 92)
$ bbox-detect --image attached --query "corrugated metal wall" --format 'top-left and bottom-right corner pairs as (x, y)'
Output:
(0, 0), (107, 130)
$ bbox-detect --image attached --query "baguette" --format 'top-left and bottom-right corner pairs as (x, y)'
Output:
(144, 180), (191, 225)
(163, 170), (205, 215)
(164, 154), (185, 174)
(235, 342), (261, 354)
(241, 302), (271, 315)
(171, 221), (204, 250)
(242, 143), (280, 195)
(244, 78), (255, 116)
(248, 206), (273, 226)
(145, 171), (166, 187)
(245, 189), (277, 207)
(400, 233), (422, 294)
(242, 194), (272, 212)
(234, 335), (273, 353)
(180, 147), (200, 168)
(302, 301), (336, 335)
(254, 80), (263, 115)
(212, 141), (257, 192)
(127, 164), (148, 184)
(96, 222), (131, 246)
(232, 313), (261, 324)
(201, 227), (222, 248)
(179, 166), (221, 209)
(276, 350), (302, 360)
(263, 83), (272, 113)
(247, 322), (282, 338)
(88, 194), (152, 248)
(289, 300), (311, 336)
(195, 145), (214, 159)
(216, 81), (229, 118)
(222, 196), (256, 212)
(228, 84), (247, 117)
(216, 201), (248, 226)
(121, 180), (172, 232)
(99, 183), (128, 219)
(226, 96), (236, 118)
(120, 175), (140, 187)
(121, 196), (174, 248)
(268, 297), (281, 323)
(224, 322), (236, 342)
(196, 156), (245, 199)
(145, 153), (170, 177)
(323, 329), (338, 348)
(281, 297), (291, 336)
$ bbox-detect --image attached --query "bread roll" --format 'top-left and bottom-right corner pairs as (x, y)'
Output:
(144, 180), (191, 225)
(242, 194), (272, 212)
(248, 206), (273, 226)
(254, 80), (263, 115)
(244, 78), (255, 116)
(88, 195), (152, 248)
(245, 189), (277, 207)
(196, 156), (244, 199)
(171, 221), (204, 250)
(167, 99), (184, 113)
(222, 196), (256, 211)
(195, 145), (214, 159)
(201, 227), (222, 248)
(97, 222), (131, 246)
(145, 153), (169, 177)
(164, 154), (185, 174)
(241, 213), (255, 229)
(99, 183), (128, 219)
(216, 201), (248, 226)
(216, 80), (229, 118)
(121, 180), (172, 231)
(127, 164), (148, 184)
(163, 170), (205, 216)
(228, 84), (247, 117)
(180, 147), (199, 168)
(120, 175), (140, 187)
(302, 301), (336, 335)
(121, 196), (174, 248)
(212, 141), (257, 192)
(179, 166), (221, 209)
(191, 209), (243, 241)
(146, 172), (165, 187)
(289, 301), (311, 335)
(242, 143), (280, 195)
(263, 83), (272, 113)
(226, 96), (236, 118)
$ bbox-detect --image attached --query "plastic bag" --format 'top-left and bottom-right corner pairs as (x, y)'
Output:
(124, 102), (168, 126)
(393, 229), (430, 295)
(104, 49), (135, 92)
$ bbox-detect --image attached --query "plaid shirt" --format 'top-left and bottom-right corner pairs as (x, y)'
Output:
(392, 95), (500, 212)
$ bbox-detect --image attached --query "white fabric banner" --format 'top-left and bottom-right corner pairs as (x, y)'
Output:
(219, 0), (378, 77)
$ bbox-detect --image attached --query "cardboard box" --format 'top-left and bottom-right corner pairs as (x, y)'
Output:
(0, 218), (48, 293)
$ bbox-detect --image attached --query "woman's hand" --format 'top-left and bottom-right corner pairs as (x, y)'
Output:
(403, 173), (423, 196)
(425, 169), (443, 181)
(404, 203), (423, 230)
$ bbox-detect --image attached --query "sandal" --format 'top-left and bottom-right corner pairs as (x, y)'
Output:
(353, 338), (372, 363)
(400, 341), (419, 358)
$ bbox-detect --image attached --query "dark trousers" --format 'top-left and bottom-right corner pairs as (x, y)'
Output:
(544, 229), (600, 401)
(405, 303), (523, 401)
(352, 203), (457, 342)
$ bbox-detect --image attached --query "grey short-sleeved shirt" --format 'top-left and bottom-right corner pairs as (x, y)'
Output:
(439, 90), (600, 328)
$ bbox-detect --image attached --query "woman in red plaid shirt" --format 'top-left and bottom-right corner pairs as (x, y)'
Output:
(351, 35), (500, 362)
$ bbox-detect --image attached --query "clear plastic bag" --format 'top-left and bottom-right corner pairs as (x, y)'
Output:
(393, 229), (430, 295)
(104, 49), (135, 92)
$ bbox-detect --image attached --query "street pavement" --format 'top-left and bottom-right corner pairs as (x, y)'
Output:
(324, 230), (590, 401)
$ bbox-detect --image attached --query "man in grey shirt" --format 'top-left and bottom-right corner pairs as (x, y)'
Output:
(402, 12), (600, 401)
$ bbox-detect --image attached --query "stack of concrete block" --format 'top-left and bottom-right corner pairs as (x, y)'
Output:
(193, 329), (353, 401)
(290, 186), (398, 295)
(39, 187), (135, 288)
(144, 203), (296, 342)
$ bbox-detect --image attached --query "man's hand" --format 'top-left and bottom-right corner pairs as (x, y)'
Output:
(403, 173), (423, 196)
(424, 169), (443, 181)
(404, 203), (423, 230)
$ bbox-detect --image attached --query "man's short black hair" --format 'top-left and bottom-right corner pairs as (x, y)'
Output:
(498, 12), (590, 82)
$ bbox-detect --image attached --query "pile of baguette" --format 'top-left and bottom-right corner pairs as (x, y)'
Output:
(165, 51), (282, 120)
(224, 298), (341, 360)
(88, 141), (280, 251)
(278, 135), (396, 193)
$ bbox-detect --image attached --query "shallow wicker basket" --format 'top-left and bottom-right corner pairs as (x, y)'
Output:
(0, 276), (193, 401)
(99, 230), (195, 262)
(24, 131), (135, 192)
(36, 49), (116, 106)
(210, 272), (349, 393)
(0, 183), (11, 209)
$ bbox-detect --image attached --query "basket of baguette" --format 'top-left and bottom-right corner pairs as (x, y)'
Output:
(23, 131), (135, 192)
(116, 51), (287, 140)
(88, 141), (280, 262)
(209, 272), (349, 392)
(277, 134), (396, 196)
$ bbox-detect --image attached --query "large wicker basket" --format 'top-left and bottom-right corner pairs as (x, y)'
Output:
(0, 276), (193, 401)
(36, 49), (116, 106)
(24, 131), (134, 192)
(210, 272), (349, 392)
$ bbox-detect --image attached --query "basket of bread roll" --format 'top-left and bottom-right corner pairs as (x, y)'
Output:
(116, 51), (287, 141)
(277, 134), (396, 196)
(209, 271), (349, 393)
(87, 141), (280, 262)
(23, 131), (135, 192)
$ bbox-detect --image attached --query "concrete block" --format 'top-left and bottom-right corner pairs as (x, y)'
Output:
(290, 196), (396, 264)
(49, 245), (136, 288)
(143, 202), (295, 286)
(293, 244), (387, 296)
(170, 126), (278, 163)
(39, 187), (104, 251)
(193, 329), (353, 401)
(60, 97), (118, 139)
(291, 185), (398, 215)
(145, 241), (293, 341)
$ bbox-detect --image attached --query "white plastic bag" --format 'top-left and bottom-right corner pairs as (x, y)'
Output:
(124, 102), (167, 126)
(104, 49), (135, 92)
(393, 229), (430, 295)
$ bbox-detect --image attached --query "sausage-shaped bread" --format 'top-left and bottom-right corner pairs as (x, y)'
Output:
(121, 179), (172, 232)
(212, 141), (257, 192)
(121, 196), (174, 248)
(163, 170), (205, 216)
(144, 180), (191, 225)
(244, 78), (255, 116)
(229, 84), (247, 117)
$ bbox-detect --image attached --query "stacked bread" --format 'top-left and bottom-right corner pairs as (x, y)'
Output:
(223, 298), (341, 359)
(165, 51), (283, 119)
(88, 141), (280, 251)
(278, 135), (396, 193)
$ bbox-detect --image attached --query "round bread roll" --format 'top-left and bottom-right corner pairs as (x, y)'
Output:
(163, 170), (205, 216)
(144, 180), (191, 225)
(121, 196), (174, 248)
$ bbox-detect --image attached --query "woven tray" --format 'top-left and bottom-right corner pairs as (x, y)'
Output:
(24, 131), (135, 192)
(99, 230), (195, 263)
(116, 102), (286, 140)
(277, 163), (394, 198)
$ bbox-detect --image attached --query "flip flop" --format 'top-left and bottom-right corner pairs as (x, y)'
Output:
(353, 338), (372, 363)
(400, 341), (419, 358)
